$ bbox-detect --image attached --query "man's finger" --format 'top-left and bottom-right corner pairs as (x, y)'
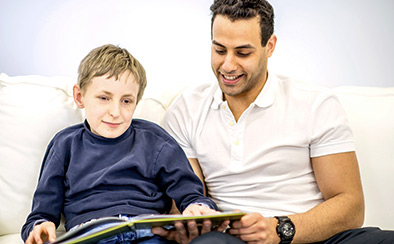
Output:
(151, 227), (172, 239)
(216, 219), (230, 233)
(174, 221), (189, 244)
(187, 220), (199, 240)
(200, 219), (213, 235)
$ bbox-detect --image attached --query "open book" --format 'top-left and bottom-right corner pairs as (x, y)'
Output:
(53, 212), (245, 244)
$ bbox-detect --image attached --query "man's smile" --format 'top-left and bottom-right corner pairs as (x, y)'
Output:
(221, 73), (244, 85)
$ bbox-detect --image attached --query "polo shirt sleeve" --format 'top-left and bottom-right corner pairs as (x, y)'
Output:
(309, 92), (356, 157)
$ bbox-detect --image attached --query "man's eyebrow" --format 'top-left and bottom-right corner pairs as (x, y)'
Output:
(212, 40), (255, 49)
(235, 44), (255, 49)
(212, 40), (225, 48)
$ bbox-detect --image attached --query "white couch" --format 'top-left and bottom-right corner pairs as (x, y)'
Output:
(0, 73), (393, 244)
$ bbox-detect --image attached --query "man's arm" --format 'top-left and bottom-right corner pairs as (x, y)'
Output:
(188, 158), (207, 196)
(156, 152), (364, 243)
(289, 151), (365, 243)
(230, 151), (365, 243)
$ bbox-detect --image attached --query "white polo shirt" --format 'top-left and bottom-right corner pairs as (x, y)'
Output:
(163, 73), (355, 217)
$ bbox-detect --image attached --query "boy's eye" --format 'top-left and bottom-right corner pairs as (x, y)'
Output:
(123, 99), (134, 105)
(98, 96), (109, 101)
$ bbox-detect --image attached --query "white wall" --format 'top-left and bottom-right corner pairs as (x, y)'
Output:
(1, 0), (393, 91)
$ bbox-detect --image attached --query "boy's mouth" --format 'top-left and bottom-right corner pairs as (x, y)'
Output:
(103, 121), (122, 128)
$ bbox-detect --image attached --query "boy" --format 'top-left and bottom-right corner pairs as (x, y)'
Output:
(21, 44), (218, 244)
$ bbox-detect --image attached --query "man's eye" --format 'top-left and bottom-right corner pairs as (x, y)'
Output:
(215, 49), (226, 55)
(238, 52), (251, 57)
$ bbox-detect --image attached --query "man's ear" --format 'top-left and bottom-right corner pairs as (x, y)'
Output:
(266, 34), (277, 58)
(73, 84), (85, 109)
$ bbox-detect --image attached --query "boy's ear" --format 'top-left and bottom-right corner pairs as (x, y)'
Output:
(73, 84), (85, 109)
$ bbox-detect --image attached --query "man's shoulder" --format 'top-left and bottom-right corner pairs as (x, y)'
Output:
(167, 83), (217, 112)
(274, 74), (335, 101)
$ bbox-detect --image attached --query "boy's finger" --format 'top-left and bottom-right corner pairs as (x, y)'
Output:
(47, 224), (57, 242)
(32, 225), (44, 244)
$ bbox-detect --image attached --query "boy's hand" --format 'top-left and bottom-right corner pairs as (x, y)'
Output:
(182, 203), (218, 216)
(25, 221), (56, 244)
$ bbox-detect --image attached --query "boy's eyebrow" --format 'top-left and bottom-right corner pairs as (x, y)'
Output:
(212, 40), (255, 50)
(101, 90), (135, 98)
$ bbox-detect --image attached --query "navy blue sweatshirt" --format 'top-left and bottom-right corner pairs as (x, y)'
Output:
(21, 119), (217, 241)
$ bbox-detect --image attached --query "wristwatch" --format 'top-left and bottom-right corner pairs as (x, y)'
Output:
(275, 216), (295, 244)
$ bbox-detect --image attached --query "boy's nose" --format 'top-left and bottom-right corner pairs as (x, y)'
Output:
(109, 102), (121, 117)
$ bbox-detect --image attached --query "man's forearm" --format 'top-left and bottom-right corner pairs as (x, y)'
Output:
(289, 193), (364, 243)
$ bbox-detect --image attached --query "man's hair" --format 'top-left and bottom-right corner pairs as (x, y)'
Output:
(78, 44), (147, 103)
(210, 0), (274, 47)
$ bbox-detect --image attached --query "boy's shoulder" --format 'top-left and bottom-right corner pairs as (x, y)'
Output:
(132, 118), (164, 131)
(131, 119), (171, 139)
(51, 122), (85, 142)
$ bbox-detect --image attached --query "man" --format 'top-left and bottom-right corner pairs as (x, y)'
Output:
(153, 0), (394, 243)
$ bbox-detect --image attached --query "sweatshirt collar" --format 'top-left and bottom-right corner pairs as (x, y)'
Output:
(83, 119), (132, 144)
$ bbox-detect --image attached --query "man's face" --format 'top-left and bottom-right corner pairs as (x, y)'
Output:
(74, 70), (139, 138)
(211, 15), (275, 100)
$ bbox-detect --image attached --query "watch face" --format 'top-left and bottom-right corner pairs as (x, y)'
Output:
(282, 223), (295, 237)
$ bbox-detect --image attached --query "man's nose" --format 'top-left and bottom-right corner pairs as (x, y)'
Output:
(222, 53), (237, 73)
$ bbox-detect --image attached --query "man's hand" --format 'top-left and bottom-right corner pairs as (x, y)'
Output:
(152, 219), (231, 244)
(25, 221), (56, 244)
(152, 204), (229, 244)
(229, 213), (280, 244)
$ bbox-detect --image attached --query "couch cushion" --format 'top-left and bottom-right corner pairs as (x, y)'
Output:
(0, 74), (84, 236)
(333, 86), (394, 229)
(134, 85), (186, 125)
(0, 233), (23, 244)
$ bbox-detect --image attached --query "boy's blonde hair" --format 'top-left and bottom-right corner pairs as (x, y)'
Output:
(78, 44), (147, 103)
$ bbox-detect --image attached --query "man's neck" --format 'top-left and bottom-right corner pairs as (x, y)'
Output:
(225, 96), (252, 122)
(224, 84), (265, 122)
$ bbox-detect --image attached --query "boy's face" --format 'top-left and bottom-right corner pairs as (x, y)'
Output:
(73, 70), (139, 138)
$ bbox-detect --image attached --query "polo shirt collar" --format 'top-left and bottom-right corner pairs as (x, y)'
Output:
(212, 84), (224, 109)
(254, 72), (278, 108)
(211, 72), (278, 109)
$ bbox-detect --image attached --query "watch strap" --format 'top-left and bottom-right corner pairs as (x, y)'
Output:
(275, 216), (295, 244)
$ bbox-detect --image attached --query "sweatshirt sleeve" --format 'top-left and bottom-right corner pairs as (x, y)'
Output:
(21, 140), (65, 241)
(155, 137), (218, 213)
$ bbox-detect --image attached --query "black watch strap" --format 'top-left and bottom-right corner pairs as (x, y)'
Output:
(275, 216), (295, 244)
